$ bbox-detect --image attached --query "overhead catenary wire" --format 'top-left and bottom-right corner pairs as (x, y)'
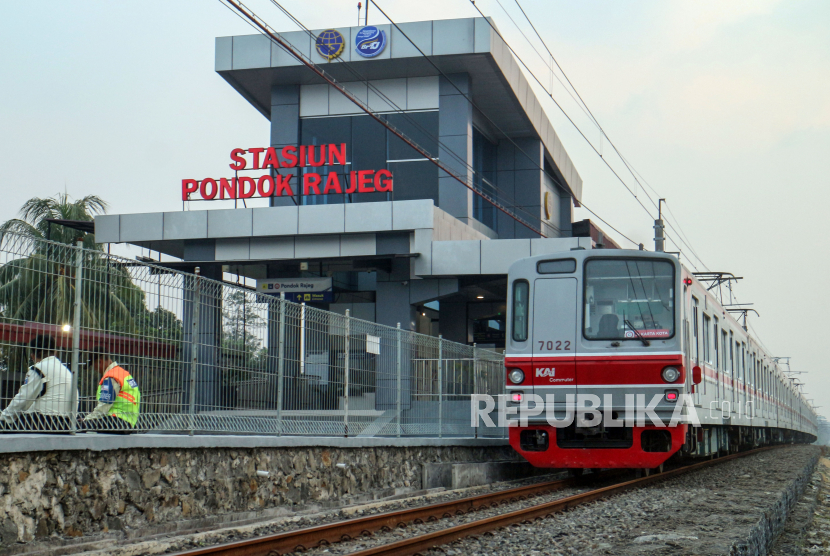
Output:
(471, 0), (708, 266)
(507, 0), (710, 271)
(268, 0), (573, 236)
(369, 0), (641, 247)
(217, 0), (548, 236)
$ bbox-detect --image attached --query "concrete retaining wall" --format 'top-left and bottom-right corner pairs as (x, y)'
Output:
(0, 443), (518, 551)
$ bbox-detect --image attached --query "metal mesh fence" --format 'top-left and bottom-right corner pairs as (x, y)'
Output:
(0, 233), (505, 437)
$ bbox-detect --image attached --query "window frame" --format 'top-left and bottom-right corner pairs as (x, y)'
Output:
(511, 279), (530, 343)
(581, 257), (677, 342)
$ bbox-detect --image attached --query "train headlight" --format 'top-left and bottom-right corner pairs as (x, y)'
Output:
(508, 369), (525, 384)
(662, 367), (680, 383)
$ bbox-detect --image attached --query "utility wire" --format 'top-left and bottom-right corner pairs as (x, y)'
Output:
(509, 0), (710, 271)
(270, 0), (566, 234)
(370, 0), (640, 247)
(473, 0), (711, 268)
(218, 0), (545, 236)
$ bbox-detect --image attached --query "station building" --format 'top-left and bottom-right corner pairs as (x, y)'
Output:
(95, 17), (610, 348)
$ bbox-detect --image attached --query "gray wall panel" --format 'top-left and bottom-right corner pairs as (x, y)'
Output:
(368, 78), (407, 112)
(120, 213), (164, 242)
(299, 84), (329, 117)
(215, 37), (233, 71)
(250, 237), (295, 259)
(329, 81), (368, 115)
(530, 237), (583, 256)
(340, 233), (377, 256)
(272, 84), (299, 106)
(232, 35), (271, 70)
(271, 104), (300, 144)
(208, 208), (253, 238)
(271, 31), (309, 67)
(298, 204), (345, 234)
(252, 206), (299, 236)
(94, 215), (120, 243)
(215, 238), (251, 261)
(392, 21), (432, 57)
(481, 239), (531, 274)
(393, 200), (434, 230)
(411, 228), (433, 277)
(432, 240), (480, 275)
(295, 235), (340, 258)
(432, 19), (474, 55)
(438, 94), (473, 137)
(406, 77), (439, 110)
(164, 211), (207, 241)
(345, 202), (392, 232)
(474, 17), (492, 53)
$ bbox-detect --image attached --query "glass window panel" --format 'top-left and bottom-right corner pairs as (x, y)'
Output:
(537, 259), (576, 274)
(387, 160), (438, 203)
(386, 111), (439, 161)
(512, 280), (529, 342)
(583, 258), (676, 341)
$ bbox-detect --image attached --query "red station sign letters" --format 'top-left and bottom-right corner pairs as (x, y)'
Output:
(182, 144), (393, 201)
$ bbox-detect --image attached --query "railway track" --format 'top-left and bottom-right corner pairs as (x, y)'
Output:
(171, 447), (773, 556)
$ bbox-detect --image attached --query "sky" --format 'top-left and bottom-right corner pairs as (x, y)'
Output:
(1, 1), (829, 417)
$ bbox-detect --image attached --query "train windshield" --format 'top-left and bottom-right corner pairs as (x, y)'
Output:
(583, 259), (675, 341)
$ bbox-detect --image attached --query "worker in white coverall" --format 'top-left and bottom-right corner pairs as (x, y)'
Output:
(0, 335), (77, 432)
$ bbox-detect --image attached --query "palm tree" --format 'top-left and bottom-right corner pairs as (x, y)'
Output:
(0, 193), (107, 249)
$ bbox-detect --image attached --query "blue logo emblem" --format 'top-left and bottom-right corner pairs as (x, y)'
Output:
(355, 26), (387, 58)
(316, 29), (345, 61)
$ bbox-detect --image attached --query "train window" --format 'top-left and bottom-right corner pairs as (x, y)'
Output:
(713, 317), (719, 370)
(692, 297), (699, 363)
(583, 258), (675, 341)
(702, 314), (711, 363)
(511, 280), (529, 342)
(537, 259), (576, 274)
(722, 331), (729, 372)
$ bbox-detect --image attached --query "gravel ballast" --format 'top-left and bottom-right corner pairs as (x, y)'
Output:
(427, 445), (819, 556)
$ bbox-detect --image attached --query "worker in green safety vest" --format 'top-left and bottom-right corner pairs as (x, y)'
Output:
(82, 346), (141, 431)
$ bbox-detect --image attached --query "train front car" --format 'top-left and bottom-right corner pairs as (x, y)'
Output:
(505, 250), (689, 470)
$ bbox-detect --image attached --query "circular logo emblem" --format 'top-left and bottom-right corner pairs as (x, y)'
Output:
(355, 26), (387, 58)
(543, 191), (552, 220)
(316, 29), (345, 61)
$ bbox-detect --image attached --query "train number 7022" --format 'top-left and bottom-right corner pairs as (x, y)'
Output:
(538, 340), (571, 351)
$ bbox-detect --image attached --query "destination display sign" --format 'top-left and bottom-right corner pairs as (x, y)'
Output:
(182, 145), (393, 201)
(256, 278), (334, 303)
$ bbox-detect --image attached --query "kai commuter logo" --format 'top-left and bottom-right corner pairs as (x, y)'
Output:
(354, 26), (387, 58)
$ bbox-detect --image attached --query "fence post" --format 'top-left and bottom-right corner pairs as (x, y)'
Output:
(276, 292), (286, 435)
(473, 343), (478, 439)
(188, 267), (201, 436)
(69, 240), (83, 435)
(438, 335), (443, 438)
(344, 309), (350, 437)
(396, 323), (402, 438)
(300, 302), (306, 375)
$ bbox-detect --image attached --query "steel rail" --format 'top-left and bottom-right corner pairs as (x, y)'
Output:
(346, 446), (776, 556)
(170, 447), (773, 556)
(169, 474), (586, 556)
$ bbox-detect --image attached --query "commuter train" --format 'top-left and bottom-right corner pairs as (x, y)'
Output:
(505, 249), (817, 471)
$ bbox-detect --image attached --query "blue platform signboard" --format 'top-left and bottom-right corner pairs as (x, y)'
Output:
(257, 277), (334, 303)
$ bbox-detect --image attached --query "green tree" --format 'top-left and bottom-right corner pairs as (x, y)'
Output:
(0, 192), (107, 249)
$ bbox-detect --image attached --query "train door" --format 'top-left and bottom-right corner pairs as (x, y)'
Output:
(532, 278), (577, 413)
